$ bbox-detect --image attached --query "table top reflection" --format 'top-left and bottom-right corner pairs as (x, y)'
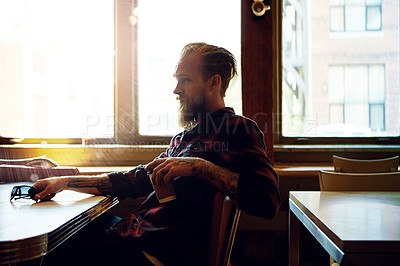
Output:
(289, 191), (400, 265)
(0, 182), (118, 264)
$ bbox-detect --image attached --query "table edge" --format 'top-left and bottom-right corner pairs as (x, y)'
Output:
(0, 195), (118, 264)
(289, 191), (400, 253)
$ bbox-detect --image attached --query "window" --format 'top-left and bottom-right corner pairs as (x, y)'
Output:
(137, 0), (241, 136)
(280, 0), (399, 143)
(328, 65), (385, 135)
(0, 0), (241, 144)
(330, 0), (382, 32)
(0, 0), (114, 140)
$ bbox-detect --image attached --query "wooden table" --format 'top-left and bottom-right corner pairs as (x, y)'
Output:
(0, 182), (118, 264)
(289, 191), (400, 265)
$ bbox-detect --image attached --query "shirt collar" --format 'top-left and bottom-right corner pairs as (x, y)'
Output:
(187, 107), (236, 135)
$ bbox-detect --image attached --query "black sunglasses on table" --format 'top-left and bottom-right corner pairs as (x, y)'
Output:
(10, 185), (38, 201)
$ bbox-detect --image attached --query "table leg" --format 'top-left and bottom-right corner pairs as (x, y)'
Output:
(289, 209), (300, 266)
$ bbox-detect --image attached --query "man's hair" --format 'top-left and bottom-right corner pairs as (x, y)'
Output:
(180, 42), (238, 97)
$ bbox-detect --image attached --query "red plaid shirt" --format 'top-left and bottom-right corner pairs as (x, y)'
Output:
(108, 108), (280, 265)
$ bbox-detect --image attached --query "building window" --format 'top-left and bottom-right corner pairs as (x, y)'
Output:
(0, 0), (241, 143)
(328, 65), (385, 134)
(281, 0), (399, 142)
(330, 0), (382, 32)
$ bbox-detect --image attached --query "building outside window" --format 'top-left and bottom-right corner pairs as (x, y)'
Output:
(281, 0), (399, 140)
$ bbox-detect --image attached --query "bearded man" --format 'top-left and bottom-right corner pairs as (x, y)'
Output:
(32, 43), (281, 266)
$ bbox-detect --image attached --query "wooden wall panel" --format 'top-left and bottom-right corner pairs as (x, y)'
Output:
(241, 0), (275, 162)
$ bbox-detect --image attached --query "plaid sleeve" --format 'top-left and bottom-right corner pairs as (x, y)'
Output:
(222, 117), (281, 219)
(108, 165), (154, 200)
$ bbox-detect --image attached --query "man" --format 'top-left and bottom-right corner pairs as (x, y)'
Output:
(32, 43), (281, 266)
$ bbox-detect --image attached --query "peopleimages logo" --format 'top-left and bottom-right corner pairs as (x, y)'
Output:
(84, 115), (115, 136)
(187, 141), (229, 153)
(277, 112), (318, 135)
(82, 111), (300, 139)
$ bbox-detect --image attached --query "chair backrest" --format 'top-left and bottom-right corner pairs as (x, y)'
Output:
(319, 170), (400, 191)
(208, 191), (241, 266)
(332, 155), (399, 173)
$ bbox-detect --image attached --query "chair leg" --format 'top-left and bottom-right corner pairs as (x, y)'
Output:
(330, 255), (340, 266)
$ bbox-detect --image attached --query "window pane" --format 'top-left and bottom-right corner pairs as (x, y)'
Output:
(345, 6), (366, 31)
(344, 66), (368, 103)
(137, 0), (241, 136)
(367, 6), (381, 30)
(330, 7), (345, 31)
(345, 103), (369, 127)
(369, 65), (385, 103)
(0, 0), (114, 139)
(282, 0), (307, 136)
(370, 104), (384, 131)
(282, 0), (400, 138)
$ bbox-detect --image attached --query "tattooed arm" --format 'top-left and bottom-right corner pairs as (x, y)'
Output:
(145, 157), (239, 198)
(32, 174), (112, 201)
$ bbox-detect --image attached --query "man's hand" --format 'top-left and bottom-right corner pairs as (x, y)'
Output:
(32, 177), (68, 202)
(145, 157), (203, 186)
(145, 157), (239, 198)
(32, 174), (112, 202)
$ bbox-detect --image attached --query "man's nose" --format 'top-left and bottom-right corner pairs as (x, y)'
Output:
(173, 84), (181, 95)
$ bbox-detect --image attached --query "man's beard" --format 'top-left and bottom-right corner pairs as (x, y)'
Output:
(178, 93), (208, 130)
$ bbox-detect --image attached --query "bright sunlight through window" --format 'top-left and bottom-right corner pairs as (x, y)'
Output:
(0, 0), (241, 141)
(137, 0), (241, 136)
(0, 0), (114, 139)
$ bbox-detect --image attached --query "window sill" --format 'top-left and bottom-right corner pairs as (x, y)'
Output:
(274, 144), (400, 163)
(0, 144), (168, 167)
(1, 143), (399, 166)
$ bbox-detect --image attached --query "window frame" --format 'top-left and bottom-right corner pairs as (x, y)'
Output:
(114, 0), (171, 145)
(16, 0), (171, 146)
(16, 0), (242, 146)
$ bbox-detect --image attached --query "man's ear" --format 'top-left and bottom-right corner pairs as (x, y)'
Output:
(209, 74), (222, 92)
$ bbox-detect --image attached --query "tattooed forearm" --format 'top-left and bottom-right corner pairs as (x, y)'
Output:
(191, 158), (239, 198)
(67, 176), (112, 195)
(153, 157), (239, 198)
(206, 165), (239, 198)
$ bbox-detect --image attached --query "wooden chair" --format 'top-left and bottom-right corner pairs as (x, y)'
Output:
(144, 191), (241, 266)
(208, 191), (241, 266)
(332, 155), (399, 173)
(319, 170), (400, 191)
